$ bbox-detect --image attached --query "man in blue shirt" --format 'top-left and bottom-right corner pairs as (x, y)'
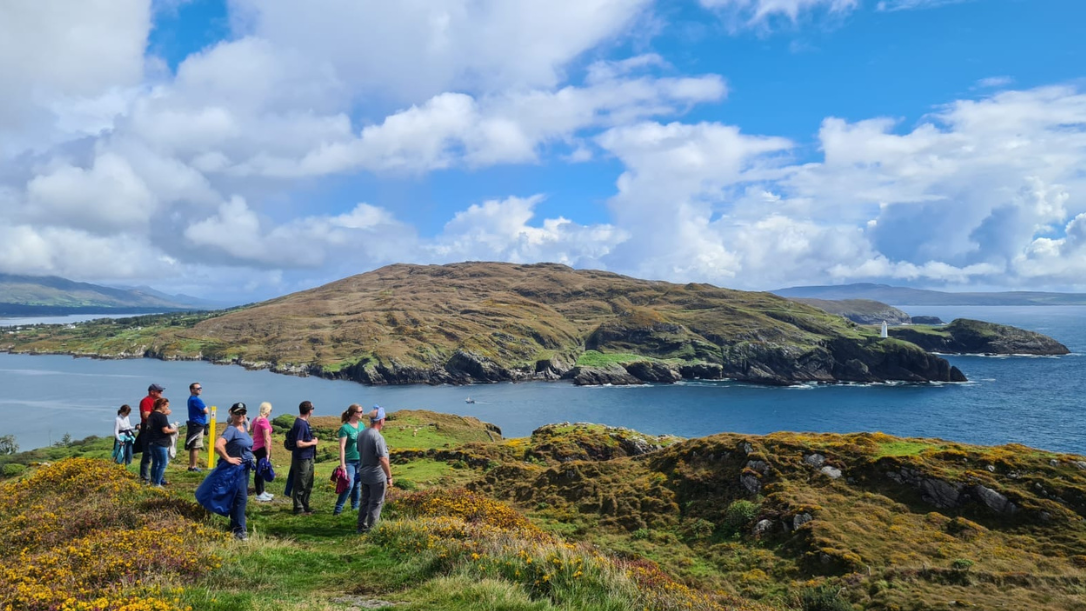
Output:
(185, 382), (210, 472)
(290, 400), (319, 515)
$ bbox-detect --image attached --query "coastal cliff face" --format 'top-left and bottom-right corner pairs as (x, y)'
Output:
(889, 318), (1070, 355)
(3, 262), (968, 386)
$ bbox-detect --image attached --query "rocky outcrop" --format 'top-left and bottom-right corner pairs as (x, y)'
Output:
(569, 364), (643, 386)
(791, 298), (912, 325)
(623, 361), (682, 383)
(909, 315), (944, 325)
(889, 319), (1069, 355)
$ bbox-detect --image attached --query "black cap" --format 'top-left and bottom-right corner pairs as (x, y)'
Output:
(229, 402), (247, 415)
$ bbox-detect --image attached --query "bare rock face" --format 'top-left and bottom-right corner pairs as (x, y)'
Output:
(820, 466), (843, 479)
(570, 364), (643, 386)
(804, 453), (827, 468)
(973, 485), (1018, 514)
(741, 473), (762, 495)
(624, 361), (682, 383)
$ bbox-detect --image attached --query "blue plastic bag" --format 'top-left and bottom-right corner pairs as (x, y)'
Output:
(195, 463), (249, 516)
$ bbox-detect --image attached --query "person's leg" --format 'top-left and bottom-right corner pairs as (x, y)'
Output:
(349, 461), (361, 511)
(358, 481), (387, 533)
(150, 446), (167, 485)
(139, 434), (152, 481)
(253, 448), (267, 496)
(299, 458), (314, 512)
(357, 483), (372, 532)
(291, 456), (304, 513)
(231, 472), (250, 538)
(284, 463), (294, 496)
(124, 440), (133, 466)
(334, 462), (355, 515)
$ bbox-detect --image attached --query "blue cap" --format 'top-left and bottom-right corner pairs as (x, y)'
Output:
(371, 405), (386, 422)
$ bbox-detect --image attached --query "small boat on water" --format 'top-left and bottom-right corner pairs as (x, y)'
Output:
(465, 397), (475, 404)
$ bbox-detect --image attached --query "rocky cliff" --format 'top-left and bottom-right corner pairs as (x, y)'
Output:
(889, 318), (1070, 355)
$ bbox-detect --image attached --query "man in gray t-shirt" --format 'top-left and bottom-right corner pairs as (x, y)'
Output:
(356, 406), (392, 534)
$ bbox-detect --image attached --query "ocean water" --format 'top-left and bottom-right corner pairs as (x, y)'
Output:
(1, 306), (1083, 454)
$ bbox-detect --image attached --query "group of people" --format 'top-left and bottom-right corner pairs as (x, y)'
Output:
(112, 382), (393, 540)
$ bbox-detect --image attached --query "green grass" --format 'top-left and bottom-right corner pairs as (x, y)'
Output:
(872, 440), (939, 458)
(575, 351), (646, 367)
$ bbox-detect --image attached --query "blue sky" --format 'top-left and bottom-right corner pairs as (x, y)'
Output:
(2, 0), (1085, 302)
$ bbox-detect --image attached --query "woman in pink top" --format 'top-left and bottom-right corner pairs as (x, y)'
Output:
(251, 402), (275, 502)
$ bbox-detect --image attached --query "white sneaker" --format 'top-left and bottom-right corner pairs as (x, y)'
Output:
(256, 492), (273, 502)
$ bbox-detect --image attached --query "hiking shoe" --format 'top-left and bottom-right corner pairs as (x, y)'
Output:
(187, 467), (203, 473)
(256, 492), (273, 502)
(234, 532), (248, 541)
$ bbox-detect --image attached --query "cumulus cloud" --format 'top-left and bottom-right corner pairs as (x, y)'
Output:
(0, 0), (151, 155)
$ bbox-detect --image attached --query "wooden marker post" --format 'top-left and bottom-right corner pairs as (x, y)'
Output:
(207, 405), (217, 467)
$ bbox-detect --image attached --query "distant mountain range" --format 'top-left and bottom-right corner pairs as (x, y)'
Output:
(774, 283), (1086, 306)
(0, 273), (226, 316)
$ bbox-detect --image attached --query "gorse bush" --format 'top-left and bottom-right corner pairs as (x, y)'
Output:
(724, 499), (761, 535)
(0, 458), (224, 611)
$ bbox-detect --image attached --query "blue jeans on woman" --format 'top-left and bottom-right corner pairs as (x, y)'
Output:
(149, 445), (170, 485)
(229, 466), (250, 538)
(334, 460), (360, 515)
(113, 439), (133, 465)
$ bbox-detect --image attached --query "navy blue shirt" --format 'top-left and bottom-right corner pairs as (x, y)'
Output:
(290, 418), (315, 460)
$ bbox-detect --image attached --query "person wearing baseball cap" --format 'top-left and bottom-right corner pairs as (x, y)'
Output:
(356, 405), (392, 534)
(215, 402), (254, 540)
(137, 383), (165, 483)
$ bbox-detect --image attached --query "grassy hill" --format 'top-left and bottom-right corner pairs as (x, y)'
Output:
(1, 262), (966, 386)
(2, 412), (1084, 610)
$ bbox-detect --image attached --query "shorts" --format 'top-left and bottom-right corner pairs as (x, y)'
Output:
(184, 422), (209, 450)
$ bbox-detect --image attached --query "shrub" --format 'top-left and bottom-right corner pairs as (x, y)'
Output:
(951, 558), (975, 570)
(724, 499), (760, 534)
(1, 463), (26, 478)
(799, 585), (853, 611)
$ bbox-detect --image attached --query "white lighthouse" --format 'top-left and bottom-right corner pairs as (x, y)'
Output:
(880, 321), (888, 338)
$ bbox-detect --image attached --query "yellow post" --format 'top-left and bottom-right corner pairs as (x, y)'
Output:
(207, 405), (217, 468)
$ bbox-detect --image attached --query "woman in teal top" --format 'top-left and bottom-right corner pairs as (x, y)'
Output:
(334, 404), (366, 515)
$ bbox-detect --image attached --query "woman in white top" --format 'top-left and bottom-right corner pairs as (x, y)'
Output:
(113, 404), (136, 466)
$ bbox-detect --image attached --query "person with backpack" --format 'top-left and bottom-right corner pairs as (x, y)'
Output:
(287, 400), (319, 515)
(333, 404), (365, 516)
(356, 406), (392, 535)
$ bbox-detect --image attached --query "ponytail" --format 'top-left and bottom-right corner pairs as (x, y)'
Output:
(342, 403), (363, 423)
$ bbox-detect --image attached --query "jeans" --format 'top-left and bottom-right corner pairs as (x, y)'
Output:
(357, 480), (387, 533)
(229, 468), (250, 536)
(291, 456), (314, 513)
(253, 447), (267, 496)
(113, 439), (133, 465)
(149, 445), (169, 485)
(334, 460), (360, 514)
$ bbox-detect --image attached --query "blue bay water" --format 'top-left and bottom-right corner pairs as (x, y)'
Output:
(1, 305), (1083, 454)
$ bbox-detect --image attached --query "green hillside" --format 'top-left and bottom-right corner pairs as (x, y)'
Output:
(3, 412), (1084, 610)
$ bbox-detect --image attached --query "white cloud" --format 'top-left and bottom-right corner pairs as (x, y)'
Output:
(232, 0), (653, 101)
(700, 0), (858, 27)
(976, 76), (1014, 89)
(429, 195), (627, 266)
(876, 0), (973, 12)
(0, 0), (151, 155)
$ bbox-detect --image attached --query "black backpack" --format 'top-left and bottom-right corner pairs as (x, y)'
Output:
(283, 426), (297, 451)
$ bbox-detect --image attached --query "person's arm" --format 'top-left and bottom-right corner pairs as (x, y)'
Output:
(263, 423), (272, 462)
(161, 416), (177, 435)
(115, 417), (123, 441)
(379, 456), (392, 486)
(339, 435), (347, 468)
(215, 430), (242, 465)
(298, 424), (318, 448)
